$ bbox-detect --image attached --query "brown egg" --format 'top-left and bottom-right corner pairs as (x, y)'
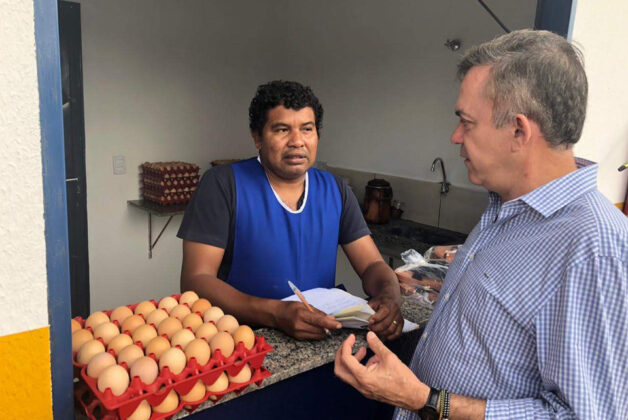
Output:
(71, 319), (81, 333)
(145, 336), (171, 360)
(127, 400), (151, 420)
(191, 298), (211, 315)
(179, 291), (199, 307)
(195, 322), (218, 342)
(93, 322), (120, 346)
(72, 329), (93, 353)
(216, 315), (239, 335)
(134, 301), (157, 318)
(110, 306), (133, 325)
(85, 311), (110, 330)
(209, 332), (234, 358)
(117, 344), (144, 367)
(232, 325), (255, 350)
(159, 347), (186, 375)
(157, 296), (178, 313)
(152, 389), (179, 413)
(181, 380), (206, 403)
(157, 317), (182, 339)
(132, 324), (157, 345)
(171, 329), (195, 350)
(182, 313), (203, 332)
(121, 315), (145, 334)
(169, 304), (191, 321)
(97, 364), (129, 396)
(184, 338), (211, 366)
(86, 352), (116, 378)
(145, 309), (168, 327)
(108, 333), (133, 356)
(130, 356), (159, 385)
(206, 372), (229, 398)
(77, 339), (106, 364)
(227, 363), (251, 383)
(202, 306), (224, 324)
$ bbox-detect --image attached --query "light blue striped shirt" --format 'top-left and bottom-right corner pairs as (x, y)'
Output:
(395, 160), (628, 419)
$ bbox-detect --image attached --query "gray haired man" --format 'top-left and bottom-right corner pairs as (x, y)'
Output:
(335, 29), (628, 420)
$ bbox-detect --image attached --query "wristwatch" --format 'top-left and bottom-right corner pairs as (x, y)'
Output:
(417, 386), (440, 420)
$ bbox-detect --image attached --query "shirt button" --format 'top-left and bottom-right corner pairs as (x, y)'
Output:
(468, 253), (475, 261)
(444, 293), (450, 301)
(421, 332), (428, 340)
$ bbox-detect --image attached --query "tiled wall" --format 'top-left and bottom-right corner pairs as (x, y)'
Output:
(327, 166), (488, 234)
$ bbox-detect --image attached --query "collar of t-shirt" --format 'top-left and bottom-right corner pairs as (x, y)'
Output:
(257, 155), (307, 212)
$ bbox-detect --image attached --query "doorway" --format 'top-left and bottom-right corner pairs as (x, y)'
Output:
(58, 0), (90, 317)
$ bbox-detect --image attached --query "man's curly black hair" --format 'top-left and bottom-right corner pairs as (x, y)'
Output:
(248, 80), (324, 135)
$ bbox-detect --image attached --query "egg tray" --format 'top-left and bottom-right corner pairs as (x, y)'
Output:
(73, 295), (273, 418)
(79, 336), (272, 409)
(75, 365), (271, 420)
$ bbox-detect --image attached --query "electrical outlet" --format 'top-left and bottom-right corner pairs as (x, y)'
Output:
(113, 155), (126, 175)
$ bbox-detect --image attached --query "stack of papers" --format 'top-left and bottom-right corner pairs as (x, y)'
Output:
(282, 287), (419, 333)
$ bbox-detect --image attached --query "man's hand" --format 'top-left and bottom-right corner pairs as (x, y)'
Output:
(334, 332), (428, 410)
(368, 295), (403, 340)
(274, 301), (342, 340)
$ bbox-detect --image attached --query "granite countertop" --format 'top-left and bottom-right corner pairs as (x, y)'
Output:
(368, 219), (467, 259)
(173, 298), (433, 418)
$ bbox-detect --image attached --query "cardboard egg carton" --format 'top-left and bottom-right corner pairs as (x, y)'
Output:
(141, 162), (199, 178)
(73, 294), (273, 420)
(141, 162), (200, 206)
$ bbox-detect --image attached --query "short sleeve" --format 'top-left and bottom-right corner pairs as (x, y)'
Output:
(333, 175), (371, 245)
(177, 165), (235, 248)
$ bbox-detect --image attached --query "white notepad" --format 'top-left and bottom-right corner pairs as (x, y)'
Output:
(282, 287), (419, 333)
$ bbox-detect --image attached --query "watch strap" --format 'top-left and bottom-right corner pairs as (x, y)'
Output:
(417, 386), (441, 420)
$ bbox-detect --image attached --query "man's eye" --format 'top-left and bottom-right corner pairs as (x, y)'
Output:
(303, 127), (313, 132)
(276, 128), (288, 133)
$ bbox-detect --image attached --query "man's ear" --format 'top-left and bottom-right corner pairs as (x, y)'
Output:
(512, 114), (532, 152)
(252, 131), (262, 150)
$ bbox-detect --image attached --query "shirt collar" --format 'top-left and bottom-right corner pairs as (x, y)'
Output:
(516, 157), (598, 218)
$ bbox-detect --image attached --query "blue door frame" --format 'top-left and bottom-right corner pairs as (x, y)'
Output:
(33, 0), (577, 417)
(34, 0), (74, 418)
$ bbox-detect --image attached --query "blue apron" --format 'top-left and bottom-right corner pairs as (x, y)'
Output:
(227, 158), (341, 299)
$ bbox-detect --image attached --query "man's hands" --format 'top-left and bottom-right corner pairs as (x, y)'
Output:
(342, 237), (403, 341)
(334, 331), (428, 411)
(368, 295), (403, 341)
(274, 301), (342, 340)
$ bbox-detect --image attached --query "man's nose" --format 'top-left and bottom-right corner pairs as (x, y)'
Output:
(451, 124), (463, 144)
(288, 130), (305, 147)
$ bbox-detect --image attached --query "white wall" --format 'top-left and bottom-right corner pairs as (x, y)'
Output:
(77, 0), (535, 310)
(280, 1), (536, 189)
(0, 1), (49, 335)
(572, 0), (628, 205)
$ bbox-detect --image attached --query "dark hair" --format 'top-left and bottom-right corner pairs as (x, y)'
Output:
(248, 80), (324, 135)
(458, 29), (587, 148)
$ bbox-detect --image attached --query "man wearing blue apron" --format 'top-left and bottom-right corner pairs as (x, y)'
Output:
(178, 81), (402, 340)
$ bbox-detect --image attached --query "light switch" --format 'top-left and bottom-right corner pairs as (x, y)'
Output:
(113, 155), (126, 175)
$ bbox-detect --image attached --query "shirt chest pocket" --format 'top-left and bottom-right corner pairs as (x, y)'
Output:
(465, 261), (541, 332)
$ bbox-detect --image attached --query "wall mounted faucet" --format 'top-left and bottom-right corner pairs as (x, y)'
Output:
(431, 157), (450, 194)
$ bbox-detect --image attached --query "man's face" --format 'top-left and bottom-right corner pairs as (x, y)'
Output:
(254, 105), (318, 182)
(451, 66), (515, 193)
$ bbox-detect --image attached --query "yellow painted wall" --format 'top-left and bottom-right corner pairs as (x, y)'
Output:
(0, 327), (53, 419)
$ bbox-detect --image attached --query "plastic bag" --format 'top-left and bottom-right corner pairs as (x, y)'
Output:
(423, 245), (461, 263)
(395, 246), (459, 306)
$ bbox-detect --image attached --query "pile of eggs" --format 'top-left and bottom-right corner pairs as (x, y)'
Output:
(72, 291), (258, 419)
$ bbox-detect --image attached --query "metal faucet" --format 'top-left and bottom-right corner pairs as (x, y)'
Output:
(431, 157), (450, 194)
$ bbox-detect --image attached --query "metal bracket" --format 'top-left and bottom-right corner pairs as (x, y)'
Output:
(148, 212), (174, 259)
